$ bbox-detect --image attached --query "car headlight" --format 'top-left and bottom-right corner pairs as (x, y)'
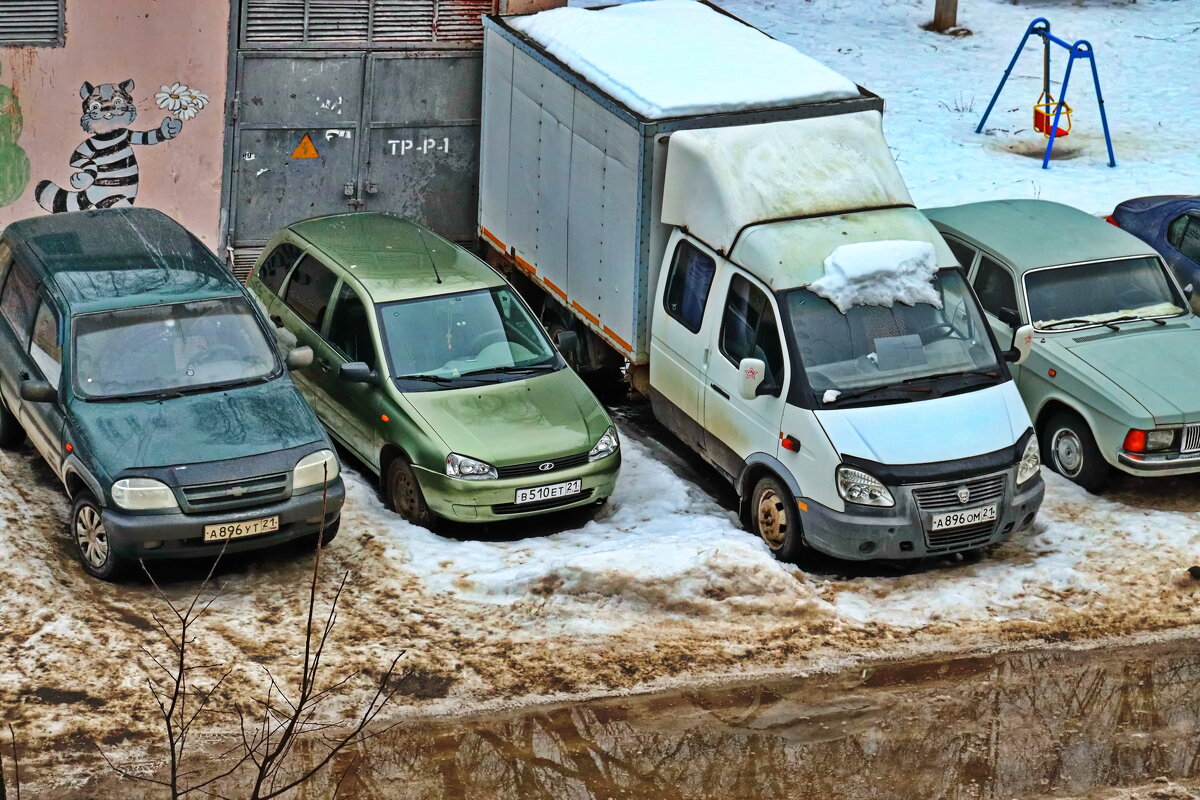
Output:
(836, 466), (895, 507)
(1017, 434), (1041, 485)
(111, 478), (179, 511)
(588, 426), (619, 462)
(445, 453), (497, 481)
(293, 449), (340, 491)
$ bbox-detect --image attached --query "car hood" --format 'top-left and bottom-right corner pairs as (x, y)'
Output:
(1064, 327), (1200, 421)
(70, 376), (327, 470)
(814, 381), (1030, 464)
(402, 368), (610, 465)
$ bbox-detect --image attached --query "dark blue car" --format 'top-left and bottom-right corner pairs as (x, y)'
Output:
(1109, 196), (1200, 302)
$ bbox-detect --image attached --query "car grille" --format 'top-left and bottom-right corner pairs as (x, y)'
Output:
(495, 452), (590, 479)
(1182, 424), (1200, 454)
(179, 473), (290, 513)
(925, 520), (997, 552)
(911, 473), (1006, 511)
(492, 488), (594, 515)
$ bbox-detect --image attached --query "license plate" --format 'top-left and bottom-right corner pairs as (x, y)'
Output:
(515, 479), (582, 505)
(930, 504), (997, 531)
(203, 515), (280, 542)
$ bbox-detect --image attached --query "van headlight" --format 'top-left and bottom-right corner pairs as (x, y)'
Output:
(294, 449), (340, 491)
(1017, 434), (1041, 485)
(836, 466), (895, 507)
(588, 427), (619, 462)
(111, 478), (179, 511)
(445, 453), (498, 481)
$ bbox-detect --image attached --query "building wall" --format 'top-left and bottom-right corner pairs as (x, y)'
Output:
(0, 1), (230, 248)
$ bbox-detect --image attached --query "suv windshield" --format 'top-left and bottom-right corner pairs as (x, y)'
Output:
(1025, 256), (1186, 331)
(782, 269), (1003, 408)
(379, 286), (558, 391)
(74, 297), (278, 399)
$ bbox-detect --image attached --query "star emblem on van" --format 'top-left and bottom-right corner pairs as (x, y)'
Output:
(745, 367), (759, 379)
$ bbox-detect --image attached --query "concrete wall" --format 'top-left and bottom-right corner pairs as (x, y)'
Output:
(0, 1), (230, 249)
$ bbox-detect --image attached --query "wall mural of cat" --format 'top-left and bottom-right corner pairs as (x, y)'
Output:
(35, 79), (184, 213)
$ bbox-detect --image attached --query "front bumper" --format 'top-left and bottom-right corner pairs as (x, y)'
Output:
(1115, 449), (1200, 476)
(799, 470), (1045, 561)
(413, 452), (621, 522)
(102, 477), (346, 559)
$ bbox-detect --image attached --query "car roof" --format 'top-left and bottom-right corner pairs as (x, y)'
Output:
(3, 208), (240, 314)
(285, 213), (504, 302)
(923, 199), (1158, 274)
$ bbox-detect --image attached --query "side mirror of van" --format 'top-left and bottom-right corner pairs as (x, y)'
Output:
(1004, 324), (1035, 365)
(285, 346), (314, 369)
(737, 358), (767, 400)
(339, 362), (379, 385)
(20, 380), (56, 403)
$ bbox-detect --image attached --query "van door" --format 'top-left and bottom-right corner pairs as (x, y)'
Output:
(321, 281), (383, 466)
(649, 234), (718, 450)
(701, 269), (790, 481)
(20, 299), (67, 472)
(275, 252), (341, 419)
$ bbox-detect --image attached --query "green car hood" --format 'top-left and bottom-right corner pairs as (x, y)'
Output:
(1064, 327), (1200, 422)
(402, 368), (609, 466)
(70, 377), (326, 470)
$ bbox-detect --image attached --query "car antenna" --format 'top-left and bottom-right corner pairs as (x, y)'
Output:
(420, 230), (443, 284)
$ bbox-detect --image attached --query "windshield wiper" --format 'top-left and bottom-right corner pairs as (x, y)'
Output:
(902, 369), (1000, 385)
(1040, 318), (1095, 331)
(458, 363), (556, 378)
(394, 373), (457, 384)
(1103, 314), (1168, 329)
(824, 383), (933, 405)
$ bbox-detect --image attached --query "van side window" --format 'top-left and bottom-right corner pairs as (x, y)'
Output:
(258, 243), (303, 296)
(283, 255), (338, 330)
(720, 274), (785, 386)
(663, 241), (716, 333)
(973, 257), (1019, 320)
(0, 259), (38, 347)
(30, 301), (62, 389)
(326, 283), (377, 370)
(943, 237), (978, 271)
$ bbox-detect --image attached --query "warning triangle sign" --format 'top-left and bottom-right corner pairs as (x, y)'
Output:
(291, 134), (319, 159)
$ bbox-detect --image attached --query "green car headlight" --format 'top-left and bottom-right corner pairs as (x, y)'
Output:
(588, 426), (619, 462)
(445, 453), (498, 481)
(293, 449), (340, 491)
(1017, 435), (1041, 485)
(111, 478), (179, 511)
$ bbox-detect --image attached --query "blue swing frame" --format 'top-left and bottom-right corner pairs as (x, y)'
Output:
(976, 17), (1116, 170)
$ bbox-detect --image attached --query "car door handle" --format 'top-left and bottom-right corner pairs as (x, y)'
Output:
(270, 314), (284, 328)
(710, 383), (730, 400)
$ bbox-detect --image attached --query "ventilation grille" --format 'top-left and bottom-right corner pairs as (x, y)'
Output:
(912, 473), (1006, 512)
(243, 0), (496, 46)
(0, 0), (64, 45)
(232, 247), (264, 283)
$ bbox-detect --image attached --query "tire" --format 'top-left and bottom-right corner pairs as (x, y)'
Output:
(71, 492), (129, 581)
(1042, 412), (1110, 492)
(386, 455), (438, 529)
(0, 399), (24, 450)
(749, 474), (808, 563)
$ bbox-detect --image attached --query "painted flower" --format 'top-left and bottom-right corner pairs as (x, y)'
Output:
(177, 105), (198, 120)
(155, 82), (188, 111)
(183, 88), (209, 109)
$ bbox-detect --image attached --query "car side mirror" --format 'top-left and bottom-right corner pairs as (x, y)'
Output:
(285, 346), (313, 369)
(339, 361), (379, 385)
(1185, 283), (1194, 297)
(554, 330), (579, 355)
(20, 380), (56, 403)
(1004, 324), (1035, 365)
(997, 306), (1021, 329)
(737, 357), (767, 400)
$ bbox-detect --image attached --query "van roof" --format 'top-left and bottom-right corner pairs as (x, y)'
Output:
(286, 213), (504, 302)
(3, 208), (240, 314)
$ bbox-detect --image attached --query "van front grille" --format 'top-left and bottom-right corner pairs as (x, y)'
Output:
(180, 473), (290, 512)
(912, 473), (1006, 511)
(925, 520), (997, 552)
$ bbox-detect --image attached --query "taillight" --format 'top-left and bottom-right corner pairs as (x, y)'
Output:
(1122, 429), (1146, 453)
(1105, 215), (1119, 226)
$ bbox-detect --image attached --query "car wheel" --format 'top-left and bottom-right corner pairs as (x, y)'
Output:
(1042, 412), (1109, 492)
(71, 492), (129, 581)
(386, 456), (437, 529)
(750, 474), (807, 563)
(0, 399), (24, 450)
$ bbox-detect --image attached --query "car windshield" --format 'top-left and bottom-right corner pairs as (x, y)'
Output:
(378, 286), (558, 391)
(73, 297), (278, 399)
(1025, 256), (1185, 331)
(782, 269), (1003, 407)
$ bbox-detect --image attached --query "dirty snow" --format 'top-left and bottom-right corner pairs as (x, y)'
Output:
(508, 0), (860, 119)
(810, 240), (941, 312)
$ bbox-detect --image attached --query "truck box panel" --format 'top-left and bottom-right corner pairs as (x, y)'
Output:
(479, 31), (514, 252)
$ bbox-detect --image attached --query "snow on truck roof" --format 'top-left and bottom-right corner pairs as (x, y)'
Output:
(507, 0), (861, 120)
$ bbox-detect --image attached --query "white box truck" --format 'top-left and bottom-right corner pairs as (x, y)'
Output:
(477, 0), (1044, 561)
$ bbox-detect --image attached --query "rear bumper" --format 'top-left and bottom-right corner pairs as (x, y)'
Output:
(102, 478), (346, 559)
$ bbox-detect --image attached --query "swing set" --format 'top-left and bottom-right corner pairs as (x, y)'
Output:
(976, 17), (1116, 169)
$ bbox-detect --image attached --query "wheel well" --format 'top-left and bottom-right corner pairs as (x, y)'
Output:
(64, 471), (87, 500)
(1035, 399), (1084, 439)
(738, 463), (786, 525)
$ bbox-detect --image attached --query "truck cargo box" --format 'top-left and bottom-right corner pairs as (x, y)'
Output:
(478, 0), (883, 364)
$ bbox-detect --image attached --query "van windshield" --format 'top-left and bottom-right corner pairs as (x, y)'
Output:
(73, 297), (279, 400)
(1024, 256), (1185, 331)
(378, 287), (559, 391)
(781, 269), (1003, 408)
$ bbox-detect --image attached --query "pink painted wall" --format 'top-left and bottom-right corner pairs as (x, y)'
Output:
(0, 0), (230, 248)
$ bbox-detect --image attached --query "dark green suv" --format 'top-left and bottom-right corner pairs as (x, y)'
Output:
(0, 208), (345, 580)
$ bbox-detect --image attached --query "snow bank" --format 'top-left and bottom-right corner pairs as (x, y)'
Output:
(508, 0), (860, 119)
(809, 240), (941, 312)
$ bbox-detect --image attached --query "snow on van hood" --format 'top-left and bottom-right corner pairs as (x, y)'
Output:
(809, 240), (941, 312)
(814, 381), (1030, 464)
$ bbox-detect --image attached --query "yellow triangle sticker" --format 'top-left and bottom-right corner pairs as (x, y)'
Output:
(291, 134), (319, 159)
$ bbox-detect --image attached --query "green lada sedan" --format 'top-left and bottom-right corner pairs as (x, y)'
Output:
(927, 199), (1200, 491)
(0, 208), (345, 580)
(246, 213), (621, 527)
